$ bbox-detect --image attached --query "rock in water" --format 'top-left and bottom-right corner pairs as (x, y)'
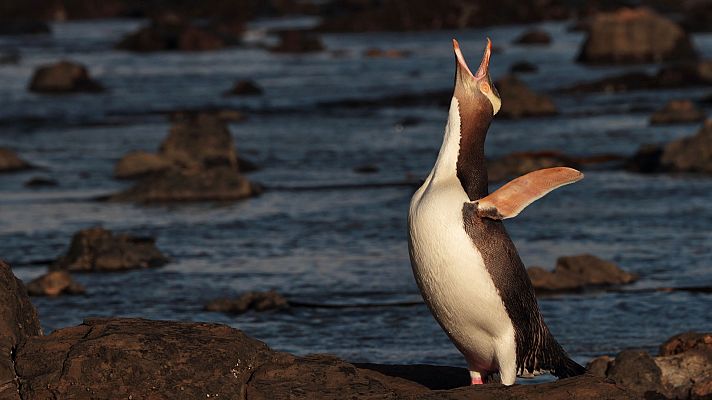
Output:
(0, 148), (32, 172)
(25, 271), (85, 296)
(527, 254), (637, 293)
(577, 8), (698, 64)
(0, 261), (42, 400)
(51, 227), (169, 272)
(487, 151), (575, 182)
(224, 79), (263, 96)
(513, 29), (551, 45)
(270, 30), (324, 53)
(650, 100), (706, 125)
(205, 291), (289, 314)
(28, 61), (104, 93)
(660, 119), (712, 173)
(160, 113), (239, 170)
(116, 14), (226, 52)
(494, 74), (557, 119)
(113, 151), (172, 179)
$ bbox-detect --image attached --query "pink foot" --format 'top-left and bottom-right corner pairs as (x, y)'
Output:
(470, 376), (484, 385)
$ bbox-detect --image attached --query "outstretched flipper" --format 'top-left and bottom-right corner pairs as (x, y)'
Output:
(475, 167), (583, 220)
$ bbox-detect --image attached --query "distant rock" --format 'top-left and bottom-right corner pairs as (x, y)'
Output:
(495, 74), (557, 119)
(510, 60), (538, 74)
(527, 254), (638, 293)
(24, 176), (58, 187)
(111, 113), (260, 203)
(205, 290), (289, 314)
(0, 148), (32, 173)
(353, 164), (379, 174)
(577, 8), (698, 64)
(116, 14), (226, 52)
(270, 30), (324, 53)
(51, 227), (169, 272)
(513, 29), (551, 45)
(659, 118), (712, 173)
(28, 60), (104, 94)
(363, 48), (410, 58)
(224, 79), (263, 96)
(625, 144), (665, 173)
(26, 271), (85, 297)
(650, 100), (705, 125)
(488, 151), (575, 182)
(0, 20), (50, 35)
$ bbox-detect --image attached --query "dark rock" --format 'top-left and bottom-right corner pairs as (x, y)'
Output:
(24, 176), (58, 187)
(607, 350), (663, 397)
(224, 79), (263, 96)
(495, 74), (557, 119)
(0, 50), (21, 64)
(625, 144), (664, 173)
(110, 166), (260, 202)
(510, 61), (538, 74)
(0, 20), (50, 35)
(353, 164), (380, 174)
(205, 290), (289, 314)
(659, 119), (712, 173)
(680, 0), (712, 33)
(0, 148), (32, 173)
(114, 151), (172, 179)
(354, 363), (469, 390)
(577, 7), (698, 64)
(659, 332), (712, 356)
(487, 151), (576, 182)
(0, 261), (42, 400)
(116, 14), (226, 52)
(51, 226), (169, 272)
(587, 355), (613, 377)
(25, 271), (85, 296)
(513, 29), (551, 45)
(161, 113), (239, 170)
(28, 60), (104, 93)
(363, 48), (411, 58)
(270, 29), (324, 53)
(527, 254), (638, 293)
(650, 100), (705, 125)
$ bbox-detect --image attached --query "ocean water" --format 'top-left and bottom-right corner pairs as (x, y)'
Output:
(1, 19), (711, 374)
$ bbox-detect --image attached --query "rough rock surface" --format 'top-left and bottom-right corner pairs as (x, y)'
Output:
(51, 226), (169, 272)
(513, 29), (551, 45)
(650, 100), (705, 125)
(660, 119), (712, 173)
(205, 290), (289, 314)
(0, 261), (42, 400)
(224, 79), (263, 96)
(0, 148), (32, 173)
(495, 75), (557, 119)
(660, 332), (712, 356)
(111, 113), (260, 202)
(528, 254), (637, 293)
(577, 8), (698, 64)
(28, 60), (104, 93)
(25, 270), (85, 296)
(270, 30), (324, 53)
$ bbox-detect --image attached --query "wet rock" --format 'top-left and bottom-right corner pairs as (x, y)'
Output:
(24, 176), (58, 187)
(660, 119), (712, 174)
(28, 60), (104, 93)
(650, 100), (705, 125)
(513, 29), (551, 45)
(0, 20), (50, 35)
(577, 8), (698, 64)
(0, 261), (42, 400)
(205, 290), (289, 314)
(487, 151), (577, 182)
(495, 74), (557, 119)
(161, 113), (239, 170)
(659, 332), (712, 357)
(625, 144), (664, 173)
(224, 79), (263, 96)
(51, 226), (169, 272)
(353, 164), (379, 174)
(607, 350), (663, 397)
(510, 60), (538, 74)
(363, 48), (411, 58)
(113, 150), (172, 179)
(116, 14), (226, 52)
(25, 271), (85, 297)
(527, 254), (638, 293)
(0, 148), (32, 173)
(270, 29), (324, 53)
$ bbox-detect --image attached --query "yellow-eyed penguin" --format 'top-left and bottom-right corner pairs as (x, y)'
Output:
(407, 39), (586, 385)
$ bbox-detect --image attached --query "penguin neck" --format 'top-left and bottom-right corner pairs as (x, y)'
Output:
(430, 96), (491, 200)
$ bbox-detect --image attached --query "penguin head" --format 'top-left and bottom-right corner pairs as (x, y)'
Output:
(452, 38), (501, 116)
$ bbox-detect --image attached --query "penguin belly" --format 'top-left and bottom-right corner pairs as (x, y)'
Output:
(408, 179), (516, 374)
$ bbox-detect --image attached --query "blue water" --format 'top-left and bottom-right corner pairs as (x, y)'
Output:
(1, 19), (711, 373)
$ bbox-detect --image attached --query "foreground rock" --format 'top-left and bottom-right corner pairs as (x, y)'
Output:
(270, 29), (324, 53)
(28, 60), (104, 93)
(116, 14), (227, 52)
(206, 290), (289, 314)
(495, 75), (557, 119)
(0, 148), (32, 172)
(0, 262), (633, 399)
(528, 254), (637, 293)
(112, 113), (260, 202)
(577, 8), (698, 64)
(627, 119), (712, 174)
(51, 227), (169, 272)
(589, 332), (712, 399)
(0, 261), (42, 400)
(650, 100), (706, 125)
(25, 270), (85, 296)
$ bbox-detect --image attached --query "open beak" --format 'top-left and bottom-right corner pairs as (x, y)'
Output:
(453, 38), (492, 80)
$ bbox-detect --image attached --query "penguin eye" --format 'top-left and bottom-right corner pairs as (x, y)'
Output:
(480, 81), (491, 94)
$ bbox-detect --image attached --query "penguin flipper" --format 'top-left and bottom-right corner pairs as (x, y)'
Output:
(475, 167), (583, 220)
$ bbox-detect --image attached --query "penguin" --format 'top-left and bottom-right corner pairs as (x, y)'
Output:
(407, 39), (586, 386)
